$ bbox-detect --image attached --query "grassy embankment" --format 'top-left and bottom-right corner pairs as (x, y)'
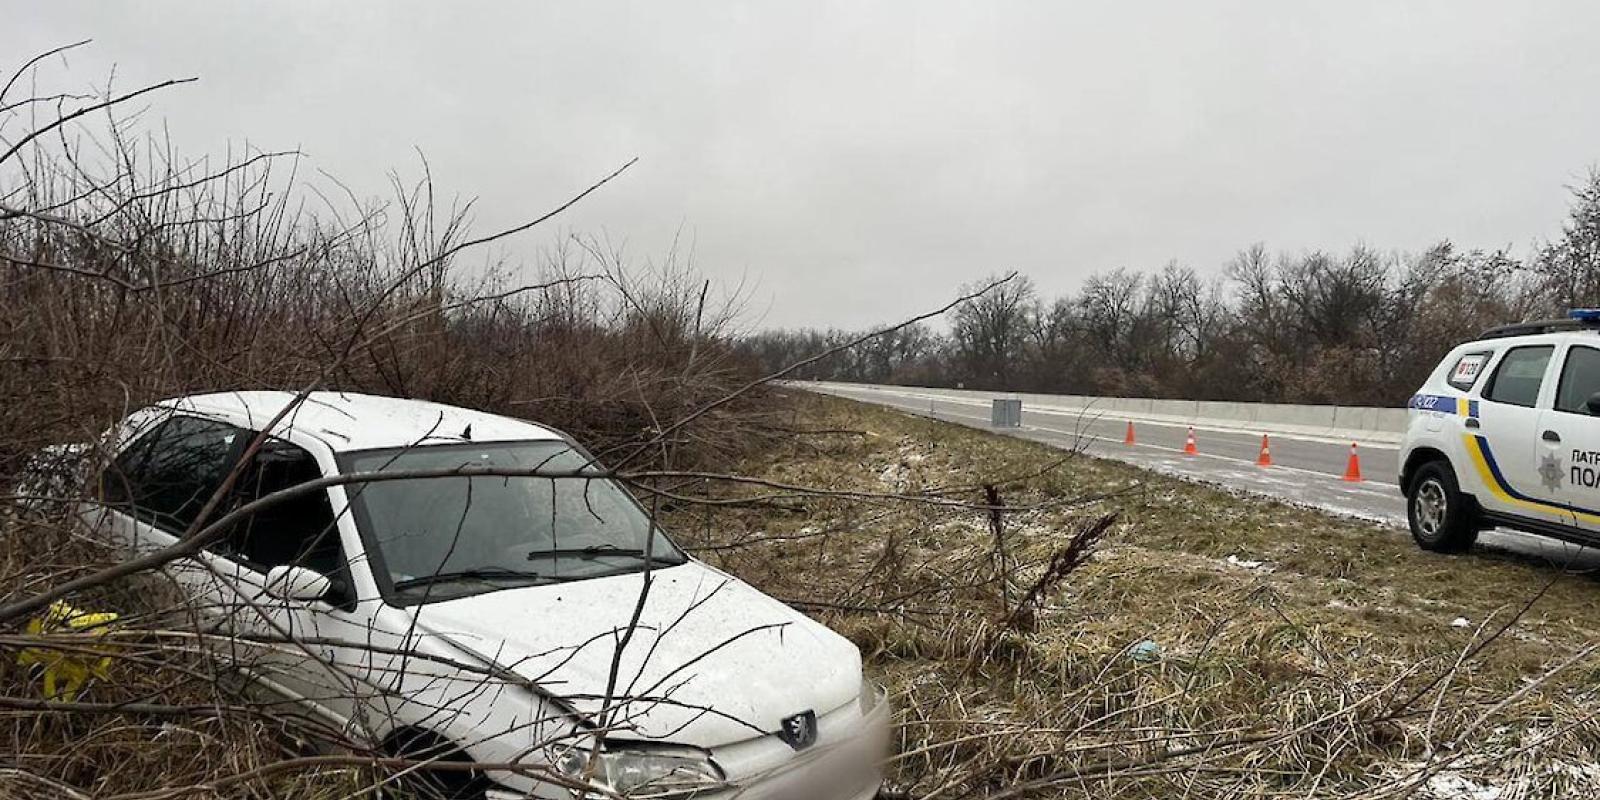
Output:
(675, 392), (1600, 799)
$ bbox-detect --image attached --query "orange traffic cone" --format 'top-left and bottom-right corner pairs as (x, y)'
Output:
(1124, 420), (1136, 445)
(1183, 427), (1199, 456)
(1257, 434), (1273, 467)
(1342, 442), (1363, 482)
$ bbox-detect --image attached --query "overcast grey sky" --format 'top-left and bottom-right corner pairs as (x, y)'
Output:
(10, 2), (1600, 329)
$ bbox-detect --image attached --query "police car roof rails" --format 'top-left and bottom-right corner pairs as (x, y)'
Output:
(1478, 309), (1600, 339)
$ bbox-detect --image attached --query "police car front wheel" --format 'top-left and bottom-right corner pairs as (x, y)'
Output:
(1407, 462), (1477, 553)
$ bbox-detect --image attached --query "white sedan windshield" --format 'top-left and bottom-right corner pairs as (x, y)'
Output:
(343, 441), (685, 602)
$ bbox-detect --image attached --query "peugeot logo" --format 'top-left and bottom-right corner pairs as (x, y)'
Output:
(776, 709), (818, 751)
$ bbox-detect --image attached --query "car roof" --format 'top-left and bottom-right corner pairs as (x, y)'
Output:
(1478, 318), (1600, 340)
(1464, 328), (1600, 349)
(154, 391), (566, 453)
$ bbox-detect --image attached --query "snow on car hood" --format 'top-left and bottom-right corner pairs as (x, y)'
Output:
(411, 561), (862, 748)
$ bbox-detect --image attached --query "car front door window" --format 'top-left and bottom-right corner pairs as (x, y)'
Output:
(218, 440), (353, 608)
(1554, 346), (1600, 415)
(229, 446), (337, 565)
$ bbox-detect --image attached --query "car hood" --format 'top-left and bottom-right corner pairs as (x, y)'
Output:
(411, 561), (862, 748)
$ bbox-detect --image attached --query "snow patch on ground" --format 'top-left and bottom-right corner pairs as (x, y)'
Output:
(1225, 554), (1273, 572)
(1393, 751), (1600, 799)
(1424, 773), (1502, 800)
(876, 438), (937, 491)
(877, 462), (908, 488)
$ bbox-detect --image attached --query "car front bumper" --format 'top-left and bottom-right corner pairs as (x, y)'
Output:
(704, 684), (889, 800)
(489, 687), (889, 800)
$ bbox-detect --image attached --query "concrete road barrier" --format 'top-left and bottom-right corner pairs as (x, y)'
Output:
(799, 382), (1407, 445)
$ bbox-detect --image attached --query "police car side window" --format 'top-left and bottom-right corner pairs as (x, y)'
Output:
(1555, 346), (1600, 415)
(1447, 351), (1491, 391)
(1483, 346), (1554, 408)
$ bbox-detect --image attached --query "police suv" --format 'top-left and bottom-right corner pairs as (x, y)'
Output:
(1402, 309), (1600, 553)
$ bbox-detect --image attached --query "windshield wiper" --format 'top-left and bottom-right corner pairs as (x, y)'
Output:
(525, 545), (684, 565)
(393, 567), (555, 591)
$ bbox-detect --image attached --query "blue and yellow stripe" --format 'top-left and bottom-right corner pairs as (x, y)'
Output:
(1463, 434), (1600, 525)
(1409, 394), (1479, 418)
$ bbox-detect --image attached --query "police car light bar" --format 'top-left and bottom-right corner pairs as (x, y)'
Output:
(1480, 314), (1600, 339)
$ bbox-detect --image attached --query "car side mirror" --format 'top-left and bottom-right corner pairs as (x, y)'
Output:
(263, 565), (331, 602)
(1587, 392), (1600, 416)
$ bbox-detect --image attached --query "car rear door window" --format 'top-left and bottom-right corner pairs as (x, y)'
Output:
(102, 416), (244, 533)
(1447, 352), (1491, 391)
(1483, 345), (1555, 408)
(1555, 346), (1600, 414)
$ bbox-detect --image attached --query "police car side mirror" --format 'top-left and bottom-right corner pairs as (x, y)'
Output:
(1586, 392), (1600, 416)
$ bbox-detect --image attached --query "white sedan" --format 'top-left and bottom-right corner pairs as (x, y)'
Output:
(78, 391), (887, 799)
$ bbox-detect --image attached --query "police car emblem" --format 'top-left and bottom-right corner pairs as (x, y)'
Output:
(777, 710), (818, 751)
(1540, 453), (1564, 492)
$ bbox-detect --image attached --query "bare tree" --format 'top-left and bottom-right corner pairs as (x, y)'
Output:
(1535, 168), (1600, 309)
(950, 272), (1037, 389)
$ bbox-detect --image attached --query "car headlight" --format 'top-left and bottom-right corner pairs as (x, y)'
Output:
(556, 745), (725, 797)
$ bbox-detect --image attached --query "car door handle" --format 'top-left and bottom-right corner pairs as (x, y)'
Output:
(1543, 430), (1561, 443)
(1465, 418), (1480, 429)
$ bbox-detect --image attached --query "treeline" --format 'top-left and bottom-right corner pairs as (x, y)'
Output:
(0, 106), (760, 487)
(746, 171), (1600, 407)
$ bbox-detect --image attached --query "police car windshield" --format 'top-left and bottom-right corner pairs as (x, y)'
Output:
(342, 441), (685, 603)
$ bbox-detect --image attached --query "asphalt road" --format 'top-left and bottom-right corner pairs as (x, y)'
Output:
(805, 381), (1407, 521)
(800, 382), (1600, 570)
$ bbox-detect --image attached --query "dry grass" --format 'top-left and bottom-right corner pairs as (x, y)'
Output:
(671, 392), (1600, 799)
(0, 46), (778, 797)
(0, 508), (375, 799)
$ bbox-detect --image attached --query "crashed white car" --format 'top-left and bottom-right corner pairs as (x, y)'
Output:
(79, 391), (888, 799)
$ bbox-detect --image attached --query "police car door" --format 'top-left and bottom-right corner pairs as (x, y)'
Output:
(1472, 345), (1572, 530)
(1537, 343), (1600, 535)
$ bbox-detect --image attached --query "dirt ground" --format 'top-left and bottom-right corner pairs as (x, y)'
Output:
(669, 393), (1600, 799)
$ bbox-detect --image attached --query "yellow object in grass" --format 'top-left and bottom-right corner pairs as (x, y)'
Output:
(16, 601), (119, 702)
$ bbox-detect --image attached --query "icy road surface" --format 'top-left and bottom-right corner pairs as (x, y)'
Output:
(800, 382), (1600, 570)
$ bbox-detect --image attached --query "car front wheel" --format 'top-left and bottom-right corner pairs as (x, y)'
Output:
(1407, 461), (1477, 553)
